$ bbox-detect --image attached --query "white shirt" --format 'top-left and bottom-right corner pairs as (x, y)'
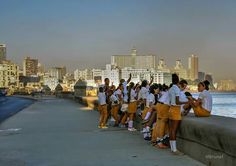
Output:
(110, 94), (119, 105)
(158, 91), (170, 105)
(98, 92), (106, 105)
(169, 84), (180, 106)
(146, 93), (155, 108)
(122, 81), (128, 102)
(129, 89), (137, 102)
(198, 90), (212, 112)
(138, 87), (149, 100)
(179, 90), (188, 112)
(114, 89), (123, 99)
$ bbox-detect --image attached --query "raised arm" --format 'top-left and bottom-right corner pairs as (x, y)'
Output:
(149, 75), (154, 85)
(127, 73), (132, 84)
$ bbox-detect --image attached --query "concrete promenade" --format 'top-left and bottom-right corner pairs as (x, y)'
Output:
(0, 97), (204, 166)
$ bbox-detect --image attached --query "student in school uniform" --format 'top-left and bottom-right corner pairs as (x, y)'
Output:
(119, 74), (132, 128)
(191, 80), (212, 117)
(142, 84), (160, 140)
(153, 84), (170, 148)
(127, 82), (138, 131)
(168, 74), (189, 155)
(178, 80), (192, 116)
(110, 89), (120, 127)
(98, 87), (108, 129)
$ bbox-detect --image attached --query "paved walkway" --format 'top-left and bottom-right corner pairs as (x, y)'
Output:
(0, 97), (204, 166)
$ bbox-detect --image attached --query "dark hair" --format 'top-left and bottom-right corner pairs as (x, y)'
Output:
(185, 92), (192, 97)
(149, 84), (158, 94)
(162, 84), (169, 91)
(179, 79), (188, 87)
(172, 73), (179, 84)
(99, 87), (104, 93)
(141, 80), (148, 87)
(104, 78), (109, 82)
(203, 80), (210, 90)
(128, 82), (135, 103)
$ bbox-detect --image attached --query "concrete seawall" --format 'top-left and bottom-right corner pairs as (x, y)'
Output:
(71, 96), (236, 166)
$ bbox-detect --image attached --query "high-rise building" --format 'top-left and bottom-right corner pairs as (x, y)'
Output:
(23, 57), (38, 76)
(198, 72), (205, 81)
(0, 60), (19, 88)
(111, 48), (156, 69)
(188, 54), (199, 81)
(0, 44), (7, 62)
(49, 67), (66, 81)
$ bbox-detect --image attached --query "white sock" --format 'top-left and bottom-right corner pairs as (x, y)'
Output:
(144, 112), (151, 120)
(143, 128), (147, 138)
(170, 141), (174, 151)
(128, 120), (133, 128)
(172, 140), (177, 152)
(145, 126), (150, 132)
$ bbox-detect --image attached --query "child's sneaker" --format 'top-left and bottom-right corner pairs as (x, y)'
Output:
(101, 125), (108, 129)
(98, 125), (102, 128)
(128, 128), (137, 131)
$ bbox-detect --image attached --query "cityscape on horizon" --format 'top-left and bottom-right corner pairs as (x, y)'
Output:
(1, 44), (236, 94)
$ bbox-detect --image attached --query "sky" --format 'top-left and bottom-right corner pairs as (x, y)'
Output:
(1, 0), (236, 82)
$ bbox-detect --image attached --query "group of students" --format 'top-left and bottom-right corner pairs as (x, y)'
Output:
(97, 73), (212, 155)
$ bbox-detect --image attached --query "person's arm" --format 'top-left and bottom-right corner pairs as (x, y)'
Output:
(176, 96), (190, 105)
(149, 75), (154, 85)
(127, 73), (132, 84)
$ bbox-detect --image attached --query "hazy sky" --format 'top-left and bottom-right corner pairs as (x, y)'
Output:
(1, 0), (236, 81)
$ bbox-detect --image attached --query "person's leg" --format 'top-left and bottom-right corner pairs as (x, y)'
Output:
(120, 112), (127, 125)
(169, 120), (183, 154)
(102, 106), (108, 127)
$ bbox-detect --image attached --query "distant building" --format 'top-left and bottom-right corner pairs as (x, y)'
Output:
(205, 73), (213, 85)
(74, 69), (92, 81)
(102, 64), (120, 86)
(111, 48), (156, 69)
(198, 72), (206, 81)
(157, 59), (170, 73)
(153, 71), (172, 85)
(217, 80), (235, 91)
(172, 60), (188, 79)
(43, 74), (59, 91)
(23, 57), (38, 76)
(92, 69), (103, 84)
(0, 60), (19, 88)
(0, 44), (6, 62)
(49, 66), (66, 81)
(188, 54), (199, 81)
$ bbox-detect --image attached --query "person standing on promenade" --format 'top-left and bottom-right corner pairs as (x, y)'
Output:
(168, 74), (189, 155)
(119, 74), (132, 127)
(127, 82), (138, 131)
(110, 88), (120, 127)
(190, 80), (212, 117)
(153, 84), (170, 148)
(98, 87), (108, 129)
(103, 78), (112, 124)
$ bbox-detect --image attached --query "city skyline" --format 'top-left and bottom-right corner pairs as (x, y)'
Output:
(1, 0), (236, 81)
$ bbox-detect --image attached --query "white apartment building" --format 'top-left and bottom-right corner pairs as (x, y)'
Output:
(102, 64), (120, 86)
(74, 69), (93, 81)
(0, 60), (19, 88)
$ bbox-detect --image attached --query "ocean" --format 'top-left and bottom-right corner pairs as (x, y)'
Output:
(192, 92), (236, 118)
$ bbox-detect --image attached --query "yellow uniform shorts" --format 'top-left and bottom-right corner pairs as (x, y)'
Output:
(128, 101), (137, 113)
(169, 105), (181, 120)
(156, 103), (170, 119)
